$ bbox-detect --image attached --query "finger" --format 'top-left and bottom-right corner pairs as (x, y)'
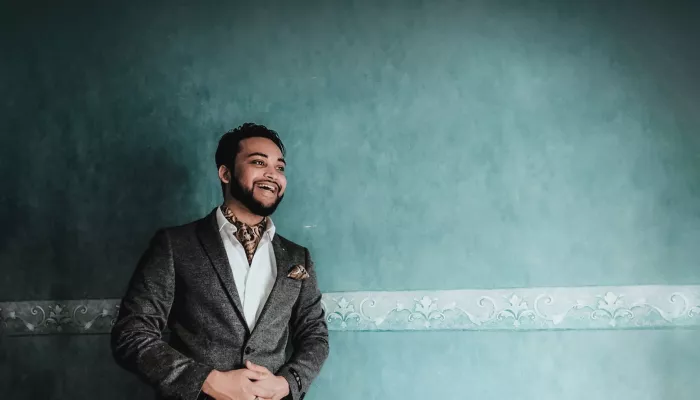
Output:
(249, 383), (274, 399)
(246, 360), (272, 375)
(242, 369), (265, 381)
(246, 360), (268, 372)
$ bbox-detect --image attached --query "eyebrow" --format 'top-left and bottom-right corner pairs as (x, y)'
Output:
(246, 152), (286, 165)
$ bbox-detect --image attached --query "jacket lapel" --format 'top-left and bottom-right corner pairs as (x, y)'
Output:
(250, 234), (298, 337)
(196, 208), (247, 330)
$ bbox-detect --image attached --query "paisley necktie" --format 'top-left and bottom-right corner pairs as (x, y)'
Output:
(220, 205), (267, 264)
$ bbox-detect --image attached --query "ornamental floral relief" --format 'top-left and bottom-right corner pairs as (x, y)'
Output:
(2, 285), (700, 335)
(0, 300), (120, 336)
(321, 285), (700, 331)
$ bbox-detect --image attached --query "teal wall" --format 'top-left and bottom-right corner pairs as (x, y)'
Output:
(1, 0), (699, 398)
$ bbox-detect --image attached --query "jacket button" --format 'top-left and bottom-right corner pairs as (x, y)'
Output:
(245, 346), (253, 354)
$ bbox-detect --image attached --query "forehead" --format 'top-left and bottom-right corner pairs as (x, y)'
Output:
(238, 137), (283, 158)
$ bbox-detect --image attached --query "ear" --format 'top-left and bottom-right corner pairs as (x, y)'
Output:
(218, 165), (231, 184)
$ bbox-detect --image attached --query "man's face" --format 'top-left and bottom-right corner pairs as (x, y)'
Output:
(225, 137), (287, 217)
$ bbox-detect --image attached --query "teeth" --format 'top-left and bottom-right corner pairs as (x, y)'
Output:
(257, 183), (275, 192)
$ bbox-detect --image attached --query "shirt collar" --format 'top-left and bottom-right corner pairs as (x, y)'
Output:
(215, 206), (276, 240)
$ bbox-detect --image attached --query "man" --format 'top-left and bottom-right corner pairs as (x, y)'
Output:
(111, 123), (329, 400)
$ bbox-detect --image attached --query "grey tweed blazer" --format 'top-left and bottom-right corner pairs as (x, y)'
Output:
(111, 208), (329, 400)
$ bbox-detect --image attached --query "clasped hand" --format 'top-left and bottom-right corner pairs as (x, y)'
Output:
(202, 360), (290, 400)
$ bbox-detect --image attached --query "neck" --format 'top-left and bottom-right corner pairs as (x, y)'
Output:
(223, 198), (265, 226)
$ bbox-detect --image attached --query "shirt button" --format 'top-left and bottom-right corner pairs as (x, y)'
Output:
(245, 346), (253, 354)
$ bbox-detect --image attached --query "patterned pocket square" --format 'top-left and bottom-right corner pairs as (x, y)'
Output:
(287, 264), (310, 281)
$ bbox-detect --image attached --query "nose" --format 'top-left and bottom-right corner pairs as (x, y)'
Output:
(263, 166), (279, 180)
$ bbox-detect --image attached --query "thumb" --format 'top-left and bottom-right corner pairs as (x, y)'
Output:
(246, 360), (271, 374)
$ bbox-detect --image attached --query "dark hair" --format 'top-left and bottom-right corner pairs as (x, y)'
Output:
(216, 122), (286, 168)
(215, 122), (286, 193)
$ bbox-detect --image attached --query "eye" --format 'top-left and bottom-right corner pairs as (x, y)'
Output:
(252, 159), (265, 166)
(277, 166), (286, 172)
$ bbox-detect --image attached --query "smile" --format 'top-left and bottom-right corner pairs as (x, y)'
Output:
(255, 182), (278, 194)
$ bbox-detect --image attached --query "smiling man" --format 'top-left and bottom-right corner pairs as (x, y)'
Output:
(112, 123), (329, 400)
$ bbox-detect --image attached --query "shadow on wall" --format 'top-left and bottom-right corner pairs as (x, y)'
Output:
(0, 335), (156, 399)
(0, 104), (199, 302)
(0, 4), (205, 397)
(0, 1), (208, 304)
(0, 0), (240, 397)
(0, 99), (199, 398)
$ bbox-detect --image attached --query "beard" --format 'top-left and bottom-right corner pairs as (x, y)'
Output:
(228, 175), (284, 217)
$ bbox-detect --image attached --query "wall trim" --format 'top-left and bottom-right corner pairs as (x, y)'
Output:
(2, 285), (699, 336)
(322, 285), (700, 331)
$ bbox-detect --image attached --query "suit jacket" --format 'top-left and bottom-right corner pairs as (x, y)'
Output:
(111, 208), (329, 400)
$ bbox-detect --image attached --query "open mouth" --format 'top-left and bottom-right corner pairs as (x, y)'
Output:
(255, 181), (278, 194)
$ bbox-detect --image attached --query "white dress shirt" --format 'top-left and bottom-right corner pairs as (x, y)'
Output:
(216, 207), (277, 331)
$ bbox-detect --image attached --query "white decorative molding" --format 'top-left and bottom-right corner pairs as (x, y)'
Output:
(321, 285), (700, 331)
(2, 285), (699, 335)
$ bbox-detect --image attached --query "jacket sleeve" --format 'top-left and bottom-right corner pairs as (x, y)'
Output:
(111, 229), (213, 400)
(276, 248), (330, 400)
